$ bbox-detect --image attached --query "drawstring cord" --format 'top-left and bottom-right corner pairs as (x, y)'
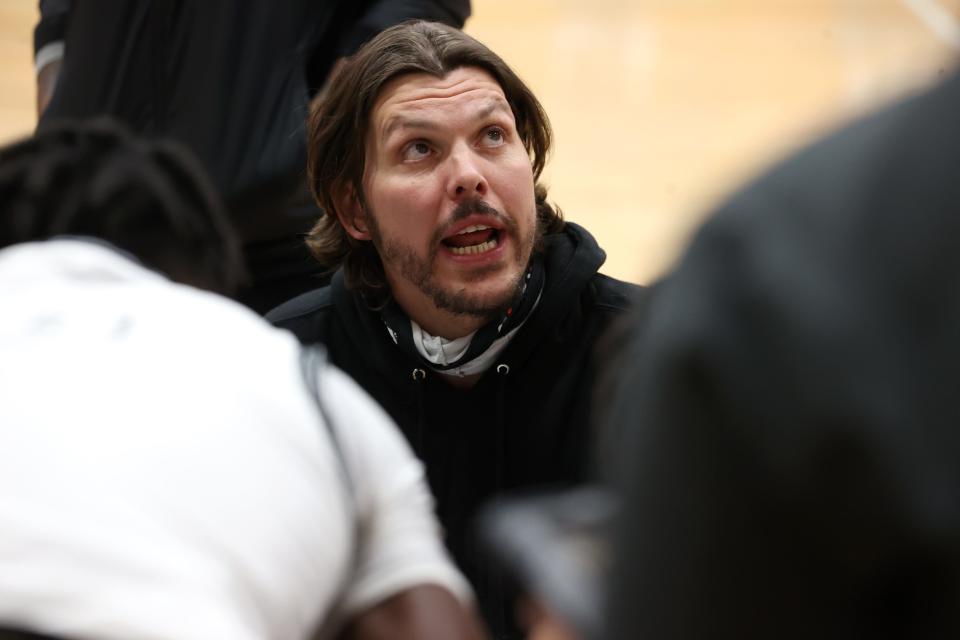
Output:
(494, 363), (510, 491)
(411, 368), (427, 456)
(492, 362), (511, 636)
(409, 362), (513, 635)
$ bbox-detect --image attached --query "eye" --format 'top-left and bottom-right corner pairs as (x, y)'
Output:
(480, 126), (506, 148)
(401, 140), (432, 162)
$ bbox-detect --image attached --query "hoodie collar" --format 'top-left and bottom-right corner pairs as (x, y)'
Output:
(331, 222), (607, 379)
(379, 254), (545, 375)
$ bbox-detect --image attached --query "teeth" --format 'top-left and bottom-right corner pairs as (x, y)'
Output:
(450, 236), (498, 255)
(456, 224), (490, 235)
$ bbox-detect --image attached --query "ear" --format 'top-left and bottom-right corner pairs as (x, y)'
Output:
(335, 185), (372, 241)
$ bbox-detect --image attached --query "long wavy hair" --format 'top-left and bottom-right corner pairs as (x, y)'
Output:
(305, 20), (564, 302)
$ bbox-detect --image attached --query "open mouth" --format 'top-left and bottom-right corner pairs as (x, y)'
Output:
(442, 224), (501, 256)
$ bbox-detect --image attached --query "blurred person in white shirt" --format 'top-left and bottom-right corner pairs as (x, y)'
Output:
(0, 121), (484, 640)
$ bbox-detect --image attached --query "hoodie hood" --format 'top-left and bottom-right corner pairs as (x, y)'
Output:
(329, 221), (607, 384)
(513, 222), (606, 352)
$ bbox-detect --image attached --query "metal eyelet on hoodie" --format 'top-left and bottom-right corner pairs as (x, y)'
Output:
(495, 363), (510, 375)
(411, 368), (426, 381)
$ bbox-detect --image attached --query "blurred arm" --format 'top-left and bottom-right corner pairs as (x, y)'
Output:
(336, 585), (485, 640)
(318, 366), (486, 639)
(340, 0), (471, 55)
(34, 0), (71, 117)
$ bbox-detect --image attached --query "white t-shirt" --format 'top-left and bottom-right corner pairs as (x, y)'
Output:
(0, 239), (470, 640)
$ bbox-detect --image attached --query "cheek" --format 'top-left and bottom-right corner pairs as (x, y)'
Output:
(369, 176), (440, 229)
(496, 162), (537, 222)
(374, 191), (450, 257)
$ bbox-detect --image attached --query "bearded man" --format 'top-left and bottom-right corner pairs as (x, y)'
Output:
(267, 21), (645, 639)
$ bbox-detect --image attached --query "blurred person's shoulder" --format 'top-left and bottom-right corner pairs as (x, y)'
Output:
(707, 70), (960, 247)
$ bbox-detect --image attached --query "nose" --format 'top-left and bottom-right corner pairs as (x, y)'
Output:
(446, 144), (488, 200)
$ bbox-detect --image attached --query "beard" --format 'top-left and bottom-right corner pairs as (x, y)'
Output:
(367, 197), (538, 319)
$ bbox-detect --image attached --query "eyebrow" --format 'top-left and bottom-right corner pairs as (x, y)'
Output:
(380, 97), (513, 142)
(474, 99), (512, 122)
(381, 117), (439, 141)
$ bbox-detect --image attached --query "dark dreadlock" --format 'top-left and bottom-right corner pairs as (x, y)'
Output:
(0, 119), (245, 294)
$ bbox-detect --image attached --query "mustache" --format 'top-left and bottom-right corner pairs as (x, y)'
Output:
(434, 199), (511, 243)
(429, 198), (517, 252)
(450, 197), (502, 223)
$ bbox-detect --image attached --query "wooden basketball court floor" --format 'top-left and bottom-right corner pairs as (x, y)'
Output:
(0, 1), (955, 285)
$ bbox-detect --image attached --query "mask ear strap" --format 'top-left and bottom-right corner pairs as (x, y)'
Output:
(298, 345), (369, 614)
(299, 345), (354, 504)
(903, 0), (960, 50)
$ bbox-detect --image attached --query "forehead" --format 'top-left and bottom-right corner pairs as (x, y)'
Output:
(370, 67), (513, 139)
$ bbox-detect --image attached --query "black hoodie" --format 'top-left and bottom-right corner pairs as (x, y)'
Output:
(268, 222), (643, 638)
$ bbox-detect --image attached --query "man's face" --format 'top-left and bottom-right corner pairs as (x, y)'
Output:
(348, 66), (538, 336)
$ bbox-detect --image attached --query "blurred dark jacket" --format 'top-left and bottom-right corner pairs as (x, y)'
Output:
(608, 69), (960, 639)
(35, 0), (470, 309)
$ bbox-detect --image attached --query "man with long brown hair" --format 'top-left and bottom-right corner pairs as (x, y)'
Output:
(267, 21), (645, 638)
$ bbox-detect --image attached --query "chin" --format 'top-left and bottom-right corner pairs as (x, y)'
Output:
(436, 276), (523, 318)
(420, 274), (506, 316)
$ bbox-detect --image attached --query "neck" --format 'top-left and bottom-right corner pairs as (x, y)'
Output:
(386, 273), (496, 339)
(407, 305), (491, 340)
